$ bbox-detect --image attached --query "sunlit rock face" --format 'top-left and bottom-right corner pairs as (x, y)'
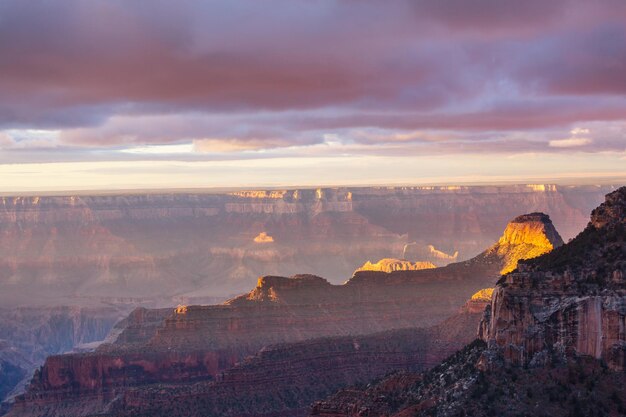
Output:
(471, 288), (494, 301)
(0, 185), (614, 307)
(480, 187), (626, 370)
(355, 258), (436, 273)
(6, 212), (565, 417)
(252, 232), (274, 243)
(484, 212), (564, 274)
(463, 288), (494, 314)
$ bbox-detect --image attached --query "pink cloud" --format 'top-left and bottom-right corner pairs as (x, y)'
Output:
(0, 0), (624, 161)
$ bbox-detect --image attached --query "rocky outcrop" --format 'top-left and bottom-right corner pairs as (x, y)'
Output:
(6, 212), (557, 417)
(0, 185), (613, 307)
(480, 187), (626, 370)
(310, 339), (626, 417)
(463, 288), (494, 313)
(481, 212), (564, 274)
(355, 258), (436, 273)
(0, 306), (129, 409)
(402, 243), (459, 267)
(23, 296), (491, 417)
(310, 188), (626, 417)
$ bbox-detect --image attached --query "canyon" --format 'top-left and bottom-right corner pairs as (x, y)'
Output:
(311, 186), (626, 417)
(480, 186), (626, 371)
(0, 307), (129, 409)
(5, 208), (563, 416)
(0, 184), (617, 415)
(110, 294), (491, 417)
(0, 184), (614, 307)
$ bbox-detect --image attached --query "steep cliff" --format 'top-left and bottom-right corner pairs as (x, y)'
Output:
(0, 306), (128, 408)
(480, 186), (626, 370)
(17, 295), (491, 417)
(6, 212), (561, 417)
(0, 185), (613, 307)
(311, 187), (626, 417)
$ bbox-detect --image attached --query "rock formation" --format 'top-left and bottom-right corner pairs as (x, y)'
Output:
(480, 187), (626, 370)
(12, 295), (492, 417)
(464, 288), (494, 313)
(5, 212), (561, 417)
(355, 258), (436, 273)
(481, 212), (564, 274)
(252, 232), (274, 243)
(0, 185), (613, 307)
(402, 243), (459, 267)
(310, 186), (626, 417)
(0, 306), (128, 408)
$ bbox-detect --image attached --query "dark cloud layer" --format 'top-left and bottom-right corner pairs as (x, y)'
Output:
(0, 0), (625, 158)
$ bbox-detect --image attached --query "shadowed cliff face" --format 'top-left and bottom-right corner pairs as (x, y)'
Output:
(0, 185), (614, 307)
(311, 187), (626, 417)
(5, 212), (562, 417)
(10, 296), (492, 417)
(480, 186), (626, 371)
(0, 306), (129, 407)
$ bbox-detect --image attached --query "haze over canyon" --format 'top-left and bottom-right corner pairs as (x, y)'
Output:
(0, 183), (623, 416)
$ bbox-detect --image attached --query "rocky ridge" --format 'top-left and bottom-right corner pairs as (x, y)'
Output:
(0, 184), (613, 307)
(5, 212), (560, 417)
(480, 186), (626, 371)
(355, 258), (436, 273)
(17, 295), (492, 417)
(310, 186), (626, 417)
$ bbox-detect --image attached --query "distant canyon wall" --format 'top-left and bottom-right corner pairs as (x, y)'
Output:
(0, 185), (615, 306)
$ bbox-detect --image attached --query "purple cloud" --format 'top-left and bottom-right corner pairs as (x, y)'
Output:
(0, 0), (624, 161)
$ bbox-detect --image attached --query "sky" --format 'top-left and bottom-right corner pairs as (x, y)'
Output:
(0, 0), (625, 191)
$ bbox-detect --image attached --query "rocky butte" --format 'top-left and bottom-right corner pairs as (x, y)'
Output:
(311, 186), (626, 417)
(355, 258), (436, 273)
(480, 188), (626, 370)
(0, 184), (614, 307)
(100, 291), (493, 417)
(6, 212), (564, 417)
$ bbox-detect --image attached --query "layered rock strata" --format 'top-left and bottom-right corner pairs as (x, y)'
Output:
(6, 212), (560, 416)
(0, 185), (612, 306)
(355, 258), (436, 273)
(480, 187), (626, 370)
(311, 187), (626, 417)
(15, 296), (491, 417)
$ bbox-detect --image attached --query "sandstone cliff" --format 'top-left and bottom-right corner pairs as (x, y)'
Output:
(480, 186), (626, 370)
(15, 295), (491, 417)
(310, 186), (626, 417)
(6, 212), (561, 417)
(0, 185), (613, 307)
